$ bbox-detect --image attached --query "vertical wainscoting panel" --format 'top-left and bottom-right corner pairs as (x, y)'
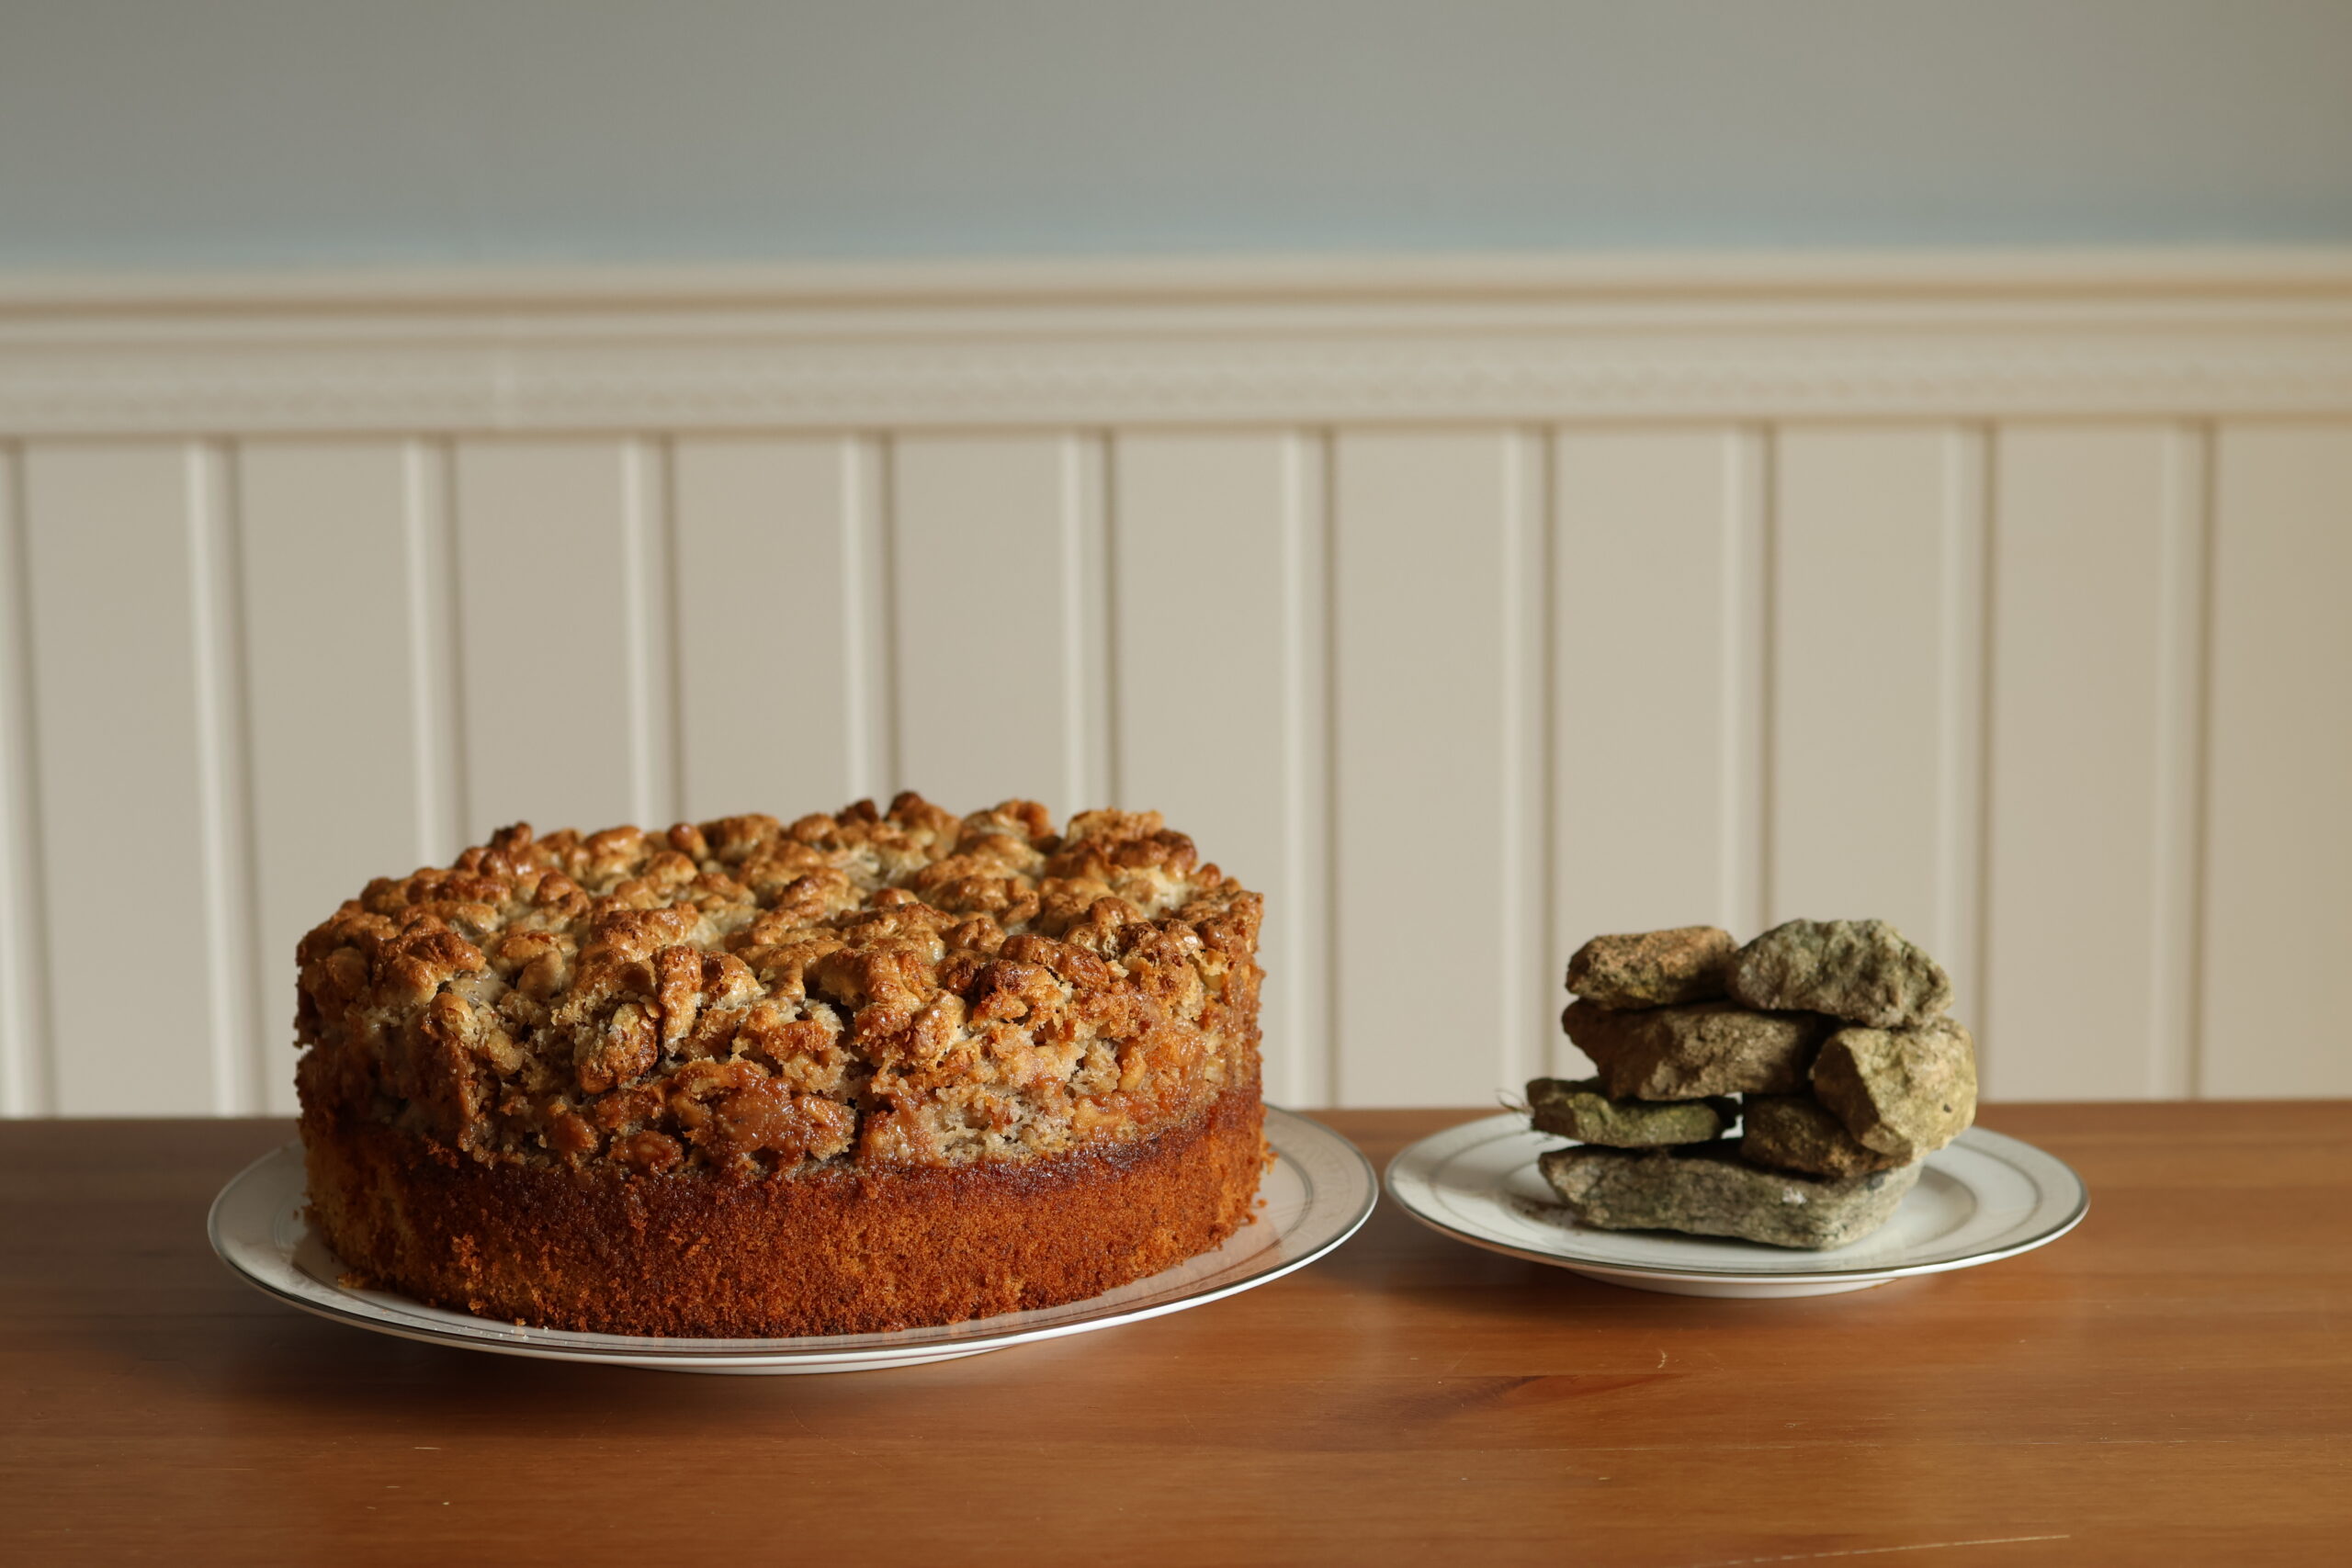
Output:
(239, 440), (460, 1112)
(1771, 427), (1988, 1037)
(1551, 427), (1766, 1077)
(889, 435), (1110, 819)
(20, 444), (255, 1112)
(451, 439), (677, 841)
(1110, 432), (1329, 1107)
(1981, 425), (2206, 1100)
(0, 447), (51, 1113)
(1331, 430), (1544, 1106)
(2203, 423), (2352, 1097)
(673, 436), (888, 818)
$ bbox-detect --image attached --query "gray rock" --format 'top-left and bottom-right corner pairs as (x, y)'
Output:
(1739, 1093), (1911, 1178)
(1811, 1019), (1978, 1160)
(1563, 999), (1832, 1100)
(1526, 1077), (1736, 1147)
(1727, 918), (1954, 1027)
(1565, 927), (1736, 1009)
(1538, 1143), (1923, 1250)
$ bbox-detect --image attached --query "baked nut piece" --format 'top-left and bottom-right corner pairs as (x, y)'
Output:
(1538, 1145), (1922, 1250)
(1562, 998), (1832, 1099)
(1565, 926), (1735, 1009)
(294, 793), (1265, 1337)
(1524, 1077), (1736, 1147)
(1533, 919), (1977, 1249)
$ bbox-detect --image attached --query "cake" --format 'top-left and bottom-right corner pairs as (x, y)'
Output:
(292, 793), (1266, 1337)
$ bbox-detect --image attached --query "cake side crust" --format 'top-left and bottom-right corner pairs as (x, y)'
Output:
(301, 1083), (1266, 1337)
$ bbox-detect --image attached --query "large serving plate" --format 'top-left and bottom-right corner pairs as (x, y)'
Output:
(211, 1106), (1374, 1373)
(1385, 1112), (2086, 1298)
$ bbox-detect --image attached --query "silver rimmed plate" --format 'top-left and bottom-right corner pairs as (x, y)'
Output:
(210, 1107), (1374, 1372)
(1385, 1112), (2086, 1298)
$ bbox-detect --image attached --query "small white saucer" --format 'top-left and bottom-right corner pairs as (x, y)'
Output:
(1384, 1113), (2086, 1297)
(209, 1107), (1374, 1372)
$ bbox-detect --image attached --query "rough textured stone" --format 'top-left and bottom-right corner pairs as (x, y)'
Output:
(1525, 1077), (1736, 1147)
(1727, 918), (1954, 1027)
(1538, 1143), (1922, 1250)
(1563, 999), (1832, 1100)
(1811, 1020), (1978, 1160)
(1565, 926), (1736, 1010)
(1739, 1093), (1911, 1178)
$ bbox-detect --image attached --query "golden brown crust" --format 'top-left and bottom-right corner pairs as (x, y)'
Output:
(301, 1085), (1265, 1337)
(293, 794), (1262, 1173)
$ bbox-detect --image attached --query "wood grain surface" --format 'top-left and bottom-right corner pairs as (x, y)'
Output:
(4, 1104), (2347, 1566)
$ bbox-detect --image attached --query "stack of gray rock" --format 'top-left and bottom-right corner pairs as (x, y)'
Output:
(1527, 919), (1977, 1249)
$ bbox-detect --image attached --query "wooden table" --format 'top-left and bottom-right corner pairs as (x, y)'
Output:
(5, 1105), (2347, 1566)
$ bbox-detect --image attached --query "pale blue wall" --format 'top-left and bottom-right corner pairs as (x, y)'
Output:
(3, 0), (2349, 268)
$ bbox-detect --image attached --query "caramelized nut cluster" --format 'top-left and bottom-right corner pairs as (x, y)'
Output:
(294, 794), (1261, 1175)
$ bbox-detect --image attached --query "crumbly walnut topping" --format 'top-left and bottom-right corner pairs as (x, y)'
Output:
(293, 793), (1262, 1176)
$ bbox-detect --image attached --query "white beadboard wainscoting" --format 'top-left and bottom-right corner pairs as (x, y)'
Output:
(2, 254), (2349, 1116)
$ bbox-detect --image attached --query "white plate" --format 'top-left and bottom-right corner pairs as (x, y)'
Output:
(210, 1106), (1374, 1373)
(1384, 1113), (2086, 1297)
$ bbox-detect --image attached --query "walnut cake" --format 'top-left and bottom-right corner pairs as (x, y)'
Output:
(293, 793), (1266, 1337)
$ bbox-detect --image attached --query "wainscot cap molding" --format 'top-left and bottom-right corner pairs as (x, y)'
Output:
(10, 250), (2352, 312)
(6, 250), (2352, 434)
